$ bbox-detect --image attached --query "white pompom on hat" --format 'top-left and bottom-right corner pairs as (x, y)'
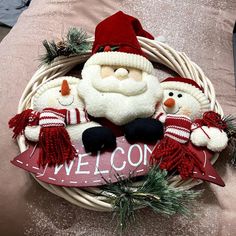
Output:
(161, 77), (210, 112)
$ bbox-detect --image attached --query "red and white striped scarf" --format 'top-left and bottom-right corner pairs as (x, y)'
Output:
(9, 107), (90, 167)
(155, 113), (192, 143)
(152, 113), (204, 179)
(164, 114), (192, 144)
(38, 108), (89, 128)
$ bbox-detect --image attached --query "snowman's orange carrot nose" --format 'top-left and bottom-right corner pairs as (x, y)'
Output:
(61, 80), (70, 96)
(164, 98), (175, 107)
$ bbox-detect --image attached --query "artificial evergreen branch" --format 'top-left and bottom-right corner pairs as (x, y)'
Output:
(102, 167), (201, 232)
(40, 28), (92, 65)
(223, 115), (236, 166)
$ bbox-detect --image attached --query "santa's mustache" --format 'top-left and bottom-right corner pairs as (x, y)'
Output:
(91, 76), (147, 96)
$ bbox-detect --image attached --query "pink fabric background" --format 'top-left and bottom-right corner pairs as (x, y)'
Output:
(0, 0), (235, 235)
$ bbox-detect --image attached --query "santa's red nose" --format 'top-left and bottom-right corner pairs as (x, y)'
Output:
(164, 98), (175, 108)
(61, 80), (70, 96)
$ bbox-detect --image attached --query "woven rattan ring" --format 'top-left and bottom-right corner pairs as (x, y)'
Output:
(16, 36), (222, 211)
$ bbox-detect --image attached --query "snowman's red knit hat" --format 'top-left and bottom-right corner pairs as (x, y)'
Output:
(84, 11), (154, 74)
(161, 77), (210, 112)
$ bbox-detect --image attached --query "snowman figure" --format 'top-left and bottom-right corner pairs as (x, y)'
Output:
(9, 76), (112, 167)
(152, 77), (228, 179)
(24, 77), (101, 142)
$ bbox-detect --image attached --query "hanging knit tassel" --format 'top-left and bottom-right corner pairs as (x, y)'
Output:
(151, 137), (205, 179)
(8, 109), (34, 138)
(38, 126), (77, 167)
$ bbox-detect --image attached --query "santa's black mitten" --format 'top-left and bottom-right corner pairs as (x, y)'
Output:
(124, 118), (164, 143)
(82, 127), (117, 153)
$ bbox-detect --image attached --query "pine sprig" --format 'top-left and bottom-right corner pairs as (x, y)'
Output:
(223, 115), (236, 166)
(67, 28), (90, 54)
(102, 167), (201, 232)
(41, 40), (59, 65)
(40, 28), (92, 65)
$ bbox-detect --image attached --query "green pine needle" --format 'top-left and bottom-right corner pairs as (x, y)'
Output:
(40, 40), (59, 65)
(40, 28), (92, 65)
(102, 166), (201, 232)
(67, 28), (91, 54)
(223, 115), (236, 166)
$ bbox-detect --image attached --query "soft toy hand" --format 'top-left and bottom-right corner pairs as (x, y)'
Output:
(25, 125), (40, 142)
(191, 126), (228, 152)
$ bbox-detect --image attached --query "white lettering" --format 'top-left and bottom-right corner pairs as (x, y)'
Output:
(143, 144), (152, 166)
(54, 164), (63, 175)
(54, 160), (75, 176)
(75, 153), (90, 174)
(111, 147), (126, 171)
(128, 144), (143, 167)
(65, 160), (74, 176)
(94, 151), (109, 175)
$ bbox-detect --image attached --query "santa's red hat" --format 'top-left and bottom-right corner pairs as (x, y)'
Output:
(84, 11), (154, 74)
(161, 77), (210, 112)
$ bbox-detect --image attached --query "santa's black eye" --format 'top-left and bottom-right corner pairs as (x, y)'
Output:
(59, 90), (61, 92)
(169, 92), (174, 96)
(178, 94), (182, 98)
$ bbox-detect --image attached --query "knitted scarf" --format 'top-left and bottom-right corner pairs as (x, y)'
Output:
(151, 114), (204, 179)
(151, 111), (226, 179)
(151, 137), (205, 179)
(9, 108), (89, 167)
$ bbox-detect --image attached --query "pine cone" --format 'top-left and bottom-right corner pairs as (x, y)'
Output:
(56, 41), (70, 56)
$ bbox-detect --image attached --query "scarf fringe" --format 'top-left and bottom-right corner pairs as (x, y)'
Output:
(38, 126), (76, 167)
(8, 109), (33, 139)
(151, 137), (205, 179)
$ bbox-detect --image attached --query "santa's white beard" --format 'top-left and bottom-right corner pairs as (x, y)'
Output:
(79, 65), (163, 125)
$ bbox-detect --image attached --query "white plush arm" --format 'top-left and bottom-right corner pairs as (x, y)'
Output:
(24, 121), (101, 142)
(190, 125), (228, 152)
(66, 121), (100, 141)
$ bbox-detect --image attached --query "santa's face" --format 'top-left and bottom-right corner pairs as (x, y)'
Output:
(161, 89), (201, 120)
(95, 65), (146, 96)
(78, 64), (163, 125)
(33, 78), (85, 111)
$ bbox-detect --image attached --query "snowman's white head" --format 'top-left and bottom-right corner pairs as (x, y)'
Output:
(32, 76), (84, 111)
(162, 89), (201, 119)
(160, 77), (210, 120)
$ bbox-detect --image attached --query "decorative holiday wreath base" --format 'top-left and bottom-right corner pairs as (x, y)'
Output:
(9, 22), (233, 232)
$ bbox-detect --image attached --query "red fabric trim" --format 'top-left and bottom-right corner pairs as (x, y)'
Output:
(162, 77), (203, 92)
(76, 108), (80, 123)
(155, 112), (164, 120)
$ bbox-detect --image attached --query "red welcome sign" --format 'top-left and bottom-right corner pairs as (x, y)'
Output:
(11, 137), (154, 187)
(11, 137), (224, 187)
(190, 143), (225, 187)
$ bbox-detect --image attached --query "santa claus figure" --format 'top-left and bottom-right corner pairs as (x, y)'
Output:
(78, 11), (164, 152)
(9, 76), (105, 166)
(152, 77), (228, 180)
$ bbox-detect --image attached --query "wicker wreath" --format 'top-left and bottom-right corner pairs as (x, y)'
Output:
(16, 36), (223, 211)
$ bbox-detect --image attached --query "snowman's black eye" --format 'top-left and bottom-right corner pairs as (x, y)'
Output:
(178, 94), (182, 98)
(169, 92), (174, 96)
(59, 90), (61, 93)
